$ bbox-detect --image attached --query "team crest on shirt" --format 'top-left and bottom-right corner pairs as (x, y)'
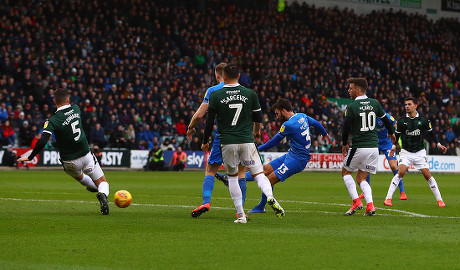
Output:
(280, 125), (285, 133)
(43, 121), (49, 129)
(429, 122), (432, 129)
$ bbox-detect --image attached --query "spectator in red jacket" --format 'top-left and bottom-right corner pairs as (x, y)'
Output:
(1, 120), (15, 146)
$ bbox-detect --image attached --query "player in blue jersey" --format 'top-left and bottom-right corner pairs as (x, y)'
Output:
(358, 112), (407, 202)
(242, 99), (329, 213)
(187, 63), (246, 218)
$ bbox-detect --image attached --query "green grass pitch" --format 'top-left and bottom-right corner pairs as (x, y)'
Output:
(1, 170), (459, 269)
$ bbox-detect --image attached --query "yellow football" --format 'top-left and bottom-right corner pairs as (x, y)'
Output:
(114, 190), (132, 208)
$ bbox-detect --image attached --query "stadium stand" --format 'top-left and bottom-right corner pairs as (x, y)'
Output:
(0, 0), (459, 154)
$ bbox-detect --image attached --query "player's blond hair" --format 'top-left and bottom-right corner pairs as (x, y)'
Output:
(215, 62), (227, 77)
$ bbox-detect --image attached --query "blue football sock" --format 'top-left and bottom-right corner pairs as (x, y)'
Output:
(245, 171), (254, 181)
(366, 174), (371, 184)
(202, 175), (214, 205)
(239, 178), (247, 206)
(256, 186), (274, 209)
(394, 169), (405, 193)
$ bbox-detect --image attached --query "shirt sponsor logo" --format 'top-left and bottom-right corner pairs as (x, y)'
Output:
(406, 129), (421, 136)
(225, 90), (241, 94)
(64, 109), (74, 116)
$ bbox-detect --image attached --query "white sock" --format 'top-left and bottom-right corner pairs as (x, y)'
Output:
(254, 174), (273, 199)
(79, 174), (97, 190)
(386, 174), (401, 200)
(97, 181), (109, 197)
(359, 181), (373, 203)
(427, 177), (443, 201)
(228, 175), (244, 214)
(343, 175), (359, 200)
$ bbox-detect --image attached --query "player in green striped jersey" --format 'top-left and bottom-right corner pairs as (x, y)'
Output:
(202, 64), (284, 223)
(341, 77), (395, 216)
(384, 97), (447, 207)
(18, 88), (110, 215)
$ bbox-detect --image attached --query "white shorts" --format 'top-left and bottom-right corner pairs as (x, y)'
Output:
(61, 152), (104, 181)
(399, 149), (429, 170)
(221, 143), (263, 175)
(342, 148), (379, 174)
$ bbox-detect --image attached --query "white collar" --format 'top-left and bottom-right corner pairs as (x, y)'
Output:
(355, 95), (368, 100)
(57, 104), (71, 112)
(223, 83), (241, 87)
(406, 112), (419, 119)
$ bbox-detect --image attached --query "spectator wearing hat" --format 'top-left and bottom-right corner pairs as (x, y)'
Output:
(15, 111), (26, 128)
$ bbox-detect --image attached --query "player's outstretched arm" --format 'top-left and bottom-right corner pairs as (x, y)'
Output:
(17, 132), (51, 162)
(258, 133), (284, 152)
(187, 102), (209, 140)
(307, 116), (328, 137)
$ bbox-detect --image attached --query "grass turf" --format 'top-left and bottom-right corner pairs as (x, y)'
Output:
(0, 170), (459, 269)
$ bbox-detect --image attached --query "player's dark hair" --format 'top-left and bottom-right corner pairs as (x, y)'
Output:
(405, 96), (417, 105)
(54, 88), (69, 105)
(272, 98), (293, 112)
(223, 63), (239, 80)
(347, 77), (368, 92)
(215, 62), (227, 77)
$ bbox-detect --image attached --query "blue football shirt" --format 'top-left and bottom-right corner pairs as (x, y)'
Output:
(278, 113), (320, 161)
(376, 113), (396, 151)
(203, 82), (224, 135)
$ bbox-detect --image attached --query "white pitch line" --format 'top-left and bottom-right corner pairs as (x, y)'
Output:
(0, 197), (457, 219)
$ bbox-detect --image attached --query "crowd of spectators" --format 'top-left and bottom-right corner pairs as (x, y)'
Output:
(0, 0), (459, 155)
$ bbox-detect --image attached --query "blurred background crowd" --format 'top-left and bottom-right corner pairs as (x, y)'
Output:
(0, 0), (459, 155)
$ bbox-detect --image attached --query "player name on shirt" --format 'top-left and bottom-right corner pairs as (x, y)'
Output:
(62, 109), (81, 126)
(219, 92), (248, 104)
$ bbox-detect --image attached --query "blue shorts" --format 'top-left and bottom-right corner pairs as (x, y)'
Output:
(381, 149), (397, 161)
(270, 153), (309, 182)
(208, 135), (223, 165)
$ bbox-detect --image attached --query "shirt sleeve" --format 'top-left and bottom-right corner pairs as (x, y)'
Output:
(307, 116), (328, 136)
(345, 105), (353, 119)
(388, 113), (397, 126)
(208, 91), (216, 111)
(425, 118), (433, 132)
(42, 119), (54, 135)
(395, 118), (403, 134)
(203, 89), (211, 103)
(278, 123), (289, 137)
